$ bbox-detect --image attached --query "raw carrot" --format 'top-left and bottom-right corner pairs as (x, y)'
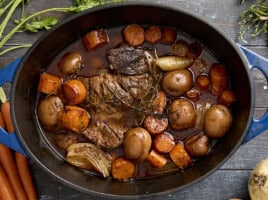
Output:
(0, 87), (37, 200)
(15, 153), (37, 200)
(0, 110), (27, 200)
(0, 111), (6, 130)
(0, 164), (16, 200)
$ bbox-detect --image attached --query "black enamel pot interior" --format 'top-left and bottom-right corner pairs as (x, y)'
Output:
(11, 2), (253, 198)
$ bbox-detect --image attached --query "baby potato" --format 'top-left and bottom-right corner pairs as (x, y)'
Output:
(161, 69), (193, 97)
(185, 133), (209, 158)
(204, 104), (233, 138)
(169, 98), (197, 131)
(58, 52), (82, 74)
(123, 127), (152, 161)
(38, 96), (64, 129)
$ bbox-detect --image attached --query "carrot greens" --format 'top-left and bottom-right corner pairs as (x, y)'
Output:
(0, 0), (123, 56)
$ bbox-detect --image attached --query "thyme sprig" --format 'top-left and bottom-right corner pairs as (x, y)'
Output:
(238, 0), (268, 40)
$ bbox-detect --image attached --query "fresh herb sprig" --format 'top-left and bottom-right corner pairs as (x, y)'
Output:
(0, 0), (122, 56)
(238, 0), (268, 40)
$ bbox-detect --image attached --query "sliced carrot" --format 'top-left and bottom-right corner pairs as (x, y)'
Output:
(161, 27), (176, 44)
(111, 157), (135, 181)
(169, 143), (192, 169)
(123, 24), (145, 46)
(38, 73), (62, 95)
(196, 75), (210, 91)
(153, 132), (175, 153)
(143, 115), (168, 135)
(59, 105), (90, 133)
(217, 89), (236, 107)
(61, 79), (87, 105)
(0, 164), (16, 200)
(145, 25), (162, 44)
(82, 29), (109, 51)
(147, 150), (167, 168)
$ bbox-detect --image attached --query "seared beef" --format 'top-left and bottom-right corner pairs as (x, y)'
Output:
(119, 74), (153, 99)
(82, 111), (127, 148)
(107, 44), (156, 75)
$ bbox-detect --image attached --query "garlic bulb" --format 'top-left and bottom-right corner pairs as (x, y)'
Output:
(248, 157), (268, 200)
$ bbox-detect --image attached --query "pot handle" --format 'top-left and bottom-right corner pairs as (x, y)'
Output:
(0, 57), (28, 156)
(237, 44), (268, 143)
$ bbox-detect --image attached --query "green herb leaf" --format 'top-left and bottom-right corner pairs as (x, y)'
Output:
(16, 16), (59, 32)
(238, 0), (268, 40)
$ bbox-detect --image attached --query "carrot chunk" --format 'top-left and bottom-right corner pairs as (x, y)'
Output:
(83, 29), (109, 51)
(111, 157), (135, 181)
(169, 143), (192, 169)
(38, 73), (62, 95)
(123, 24), (145, 46)
(147, 150), (167, 168)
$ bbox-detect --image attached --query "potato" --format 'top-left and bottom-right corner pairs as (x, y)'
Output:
(169, 98), (197, 131)
(38, 96), (64, 129)
(204, 104), (233, 138)
(58, 52), (82, 74)
(123, 127), (152, 161)
(161, 69), (193, 97)
(185, 133), (209, 158)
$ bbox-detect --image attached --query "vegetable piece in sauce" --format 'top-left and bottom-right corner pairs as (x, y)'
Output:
(161, 69), (193, 97)
(111, 157), (135, 181)
(59, 105), (90, 133)
(172, 40), (189, 57)
(58, 52), (82, 74)
(169, 143), (192, 169)
(204, 104), (233, 138)
(186, 42), (203, 60)
(38, 96), (63, 129)
(66, 143), (112, 177)
(153, 91), (166, 114)
(169, 98), (197, 131)
(82, 29), (109, 51)
(161, 27), (177, 44)
(55, 133), (79, 151)
(38, 73), (62, 95)
(147, 149), (167, 168)
(143, 115), (168, 135)
(153, 132), (175, 153)
(209, 63), (228, 96)
(217, 89), (236, 107)
(61, 79), (87, 105)
(186, 88), (200, 102)
(145, 25), (162, 44)
(155, 56), (193, 71)
(185, 133), (210, 158)
(123, 24), (145, 46)
(196, 74), (210, 91)
(123, 127), (152, 161)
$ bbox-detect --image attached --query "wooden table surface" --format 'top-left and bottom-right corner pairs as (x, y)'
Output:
(0, 0), (268, 199)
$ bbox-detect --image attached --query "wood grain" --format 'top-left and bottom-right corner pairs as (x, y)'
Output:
(1, 0), (267, 199)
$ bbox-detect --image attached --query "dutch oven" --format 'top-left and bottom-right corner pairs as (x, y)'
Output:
(0, 2), (267, 198)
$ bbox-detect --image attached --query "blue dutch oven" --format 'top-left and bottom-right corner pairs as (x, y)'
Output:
(0, 2), (267, 198)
